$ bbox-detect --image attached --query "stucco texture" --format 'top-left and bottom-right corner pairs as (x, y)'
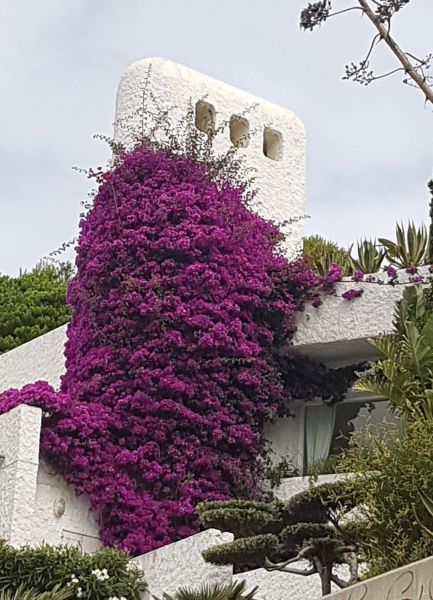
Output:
(132, 529), (233, 600)
(0, 404), (99, 550)
(0, 325), (67, 393)
(323, 555), (433, 599)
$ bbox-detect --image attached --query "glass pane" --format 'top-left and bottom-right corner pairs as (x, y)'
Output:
(329, 400), (396, 456)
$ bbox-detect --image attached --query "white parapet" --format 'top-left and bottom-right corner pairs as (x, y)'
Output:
(115, 57), (306, 257)
(0, 404), (99, 551)
(293, 269), (427, 365)
(323, 554), (433, 599)
(132, 529), (233, 600)
(0, 324), (67, 393)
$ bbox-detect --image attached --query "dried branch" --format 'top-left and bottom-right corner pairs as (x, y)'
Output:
(264, 545), (315, 573)
(300, 0), (433, 106)
(357, 0), (433, 104)
(331, 573), (351, 588)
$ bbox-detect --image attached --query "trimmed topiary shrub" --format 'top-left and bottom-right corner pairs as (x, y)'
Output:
(0, 542), (145, 600)
(0, 263), (72, 354)
(198, 482), (360, 596)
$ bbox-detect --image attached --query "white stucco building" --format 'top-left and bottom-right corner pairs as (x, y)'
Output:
(0, 58), (404, 599)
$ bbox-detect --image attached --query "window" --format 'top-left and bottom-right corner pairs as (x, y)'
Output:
(195, 101), (216, 136)
(230, 115), (250, 148)
(263, 127), (283, 161)
(304, 397), (397, 472)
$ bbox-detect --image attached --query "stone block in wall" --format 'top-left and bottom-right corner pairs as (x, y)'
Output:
(132, 529), (233, 600)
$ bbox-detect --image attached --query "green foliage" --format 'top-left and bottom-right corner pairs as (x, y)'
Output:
(350, 239), (385, 274)
(161, 581), (258, 600)
(303, 235), (352, 276)
(0, 262), (72, 354)
(379, 222), (428, 269)
(0, 542), (145, 600)
(262, 456), (299, 489)
(335, 419), (433, 576)
(198, 482), (359, 596)
(416, 488), (433, 537)
(0, 586), (72, 600)
(355, 283), (433, 419)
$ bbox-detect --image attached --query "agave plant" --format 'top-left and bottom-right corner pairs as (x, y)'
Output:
(350, 239), (385, 274)
(379, 222), (428, 269)
(0, 587), (72, 600)
(355, 283), (433, 420)
(303, 235), (352, 277)
(161, 581), (258, 600)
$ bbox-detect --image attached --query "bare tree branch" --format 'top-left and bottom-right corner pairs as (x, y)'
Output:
(331, 573), (350, 588)
(300, 0), (433, 106)
(264, 545), (314, 571)
(357, 0), (433, 104)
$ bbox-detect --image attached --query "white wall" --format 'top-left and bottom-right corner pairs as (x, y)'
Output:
(33, 459), (100, 551)
(0, 324), (67, 393)
(234, 566), (341, 600)
(323, 555), (433, 599)
(132, 529), (233, 600)
(115, 57), (306, 258)
(0, 404), (99, 551)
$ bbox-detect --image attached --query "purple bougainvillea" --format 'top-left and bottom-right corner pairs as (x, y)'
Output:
(0, 147), (327, 554)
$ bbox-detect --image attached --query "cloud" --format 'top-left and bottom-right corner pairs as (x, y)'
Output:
(1, 0), (432, 274)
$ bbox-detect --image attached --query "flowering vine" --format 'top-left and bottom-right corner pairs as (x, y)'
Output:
(0, 146), (356, 555)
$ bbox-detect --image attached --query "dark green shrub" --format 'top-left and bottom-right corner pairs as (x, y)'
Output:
(335, 419), (433, 576)
(0, 262), (72, 354)
(0, 542), (145, 600)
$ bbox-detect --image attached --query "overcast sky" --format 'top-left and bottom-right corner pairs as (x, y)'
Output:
(1, 0), (432, 276)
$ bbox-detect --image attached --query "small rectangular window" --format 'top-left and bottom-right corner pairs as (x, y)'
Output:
(195, 101), (216, 136)
(230, 115), (250, 148)
(263, 127), (283, 161)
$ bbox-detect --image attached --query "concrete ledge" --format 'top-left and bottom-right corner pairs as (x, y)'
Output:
(273, 474), (347, 501)
(293, 268), (429, 365)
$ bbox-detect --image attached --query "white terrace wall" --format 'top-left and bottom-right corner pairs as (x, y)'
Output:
(0, 325), (66, 393)
(114, 57), (306, 257)
(0, 404), (99, 551)
(132, 529), (233, 600)
(323, 555), (433, 599)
